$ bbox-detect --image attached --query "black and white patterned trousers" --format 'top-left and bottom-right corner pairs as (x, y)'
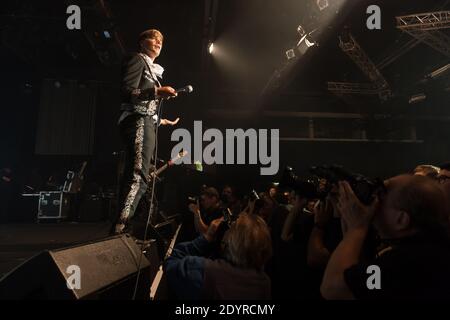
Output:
(117, 114), (156, 225)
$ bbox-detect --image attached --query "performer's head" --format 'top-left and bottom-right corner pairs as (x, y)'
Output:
(138, 29), (164, 60)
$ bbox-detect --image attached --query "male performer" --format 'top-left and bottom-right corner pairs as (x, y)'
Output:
(114, 29), (178, 234)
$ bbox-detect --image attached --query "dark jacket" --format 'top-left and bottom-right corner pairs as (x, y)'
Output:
(120, 53), (159, 116)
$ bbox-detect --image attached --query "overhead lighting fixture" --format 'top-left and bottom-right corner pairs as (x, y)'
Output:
(297, 25), (306, 37)
(427, 63), (450, 79)
(103, 30), (112, 39)
(409, 93), (426, 104)
(208, 42), (214, 54)
(296, 33), (317, 55)
(317, 0), (329, 11)
(286, 48), (296, 60)
(305, 36), (316, 47)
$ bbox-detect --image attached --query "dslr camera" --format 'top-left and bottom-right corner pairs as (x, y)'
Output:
(280, 165), (385, 205)
(187, 196), (199, 205)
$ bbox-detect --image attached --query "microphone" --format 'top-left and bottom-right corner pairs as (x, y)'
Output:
(175, 85), (193, 94)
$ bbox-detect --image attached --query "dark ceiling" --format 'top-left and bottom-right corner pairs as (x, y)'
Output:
(1, 0), (448, 103)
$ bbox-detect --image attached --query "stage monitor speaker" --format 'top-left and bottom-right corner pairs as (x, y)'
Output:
(0, 234), (157, 300)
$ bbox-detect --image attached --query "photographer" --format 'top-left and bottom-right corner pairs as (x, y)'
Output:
(307, 196), (344, 267)
(270, 191), (308, 298)
(221, 185), (242, 217)
(413, 164), (440, 178)
(164, 213), (272, 299)
(321, 175), (450, 299)
(438, 162), (450, 208)
(438, 162), (450, 185)
(255, 192), (278, 224)
(188, 187), (223, 236)
(278, 190), (343, 299)
(280, 192), (308, 242)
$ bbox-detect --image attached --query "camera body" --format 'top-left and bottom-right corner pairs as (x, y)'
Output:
(249, 190), (259, 201)
(214, 207), (238, 245)
(280, 165), (384, 205)
(187, 196), (199, 205)
(221, 207), (236, 227)
(280, 166), (320, 199)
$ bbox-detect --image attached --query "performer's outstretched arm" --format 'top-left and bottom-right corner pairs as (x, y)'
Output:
(160, 117), (180, 126)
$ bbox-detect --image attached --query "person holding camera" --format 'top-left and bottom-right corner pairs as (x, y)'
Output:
(321, 174), (450, 299)
(188, 187), (224, 236)
(413, 164), (440, 178)
(164, 213), (273, 299)
(277, 191), (343, 299)
(438, 163), (450, 211)
(221, 185), (242, 217)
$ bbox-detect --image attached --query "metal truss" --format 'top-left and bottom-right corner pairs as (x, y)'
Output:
(376, 38), (421, 70)
(201, 0), (219, 71)
(401, 28), (450, 58)
(327, 82), (379, 95)
(396, 11), (450, 31)
(338, 32), (391, 98)
(396, 11), (450, 58)
(327, 81), (390, 100)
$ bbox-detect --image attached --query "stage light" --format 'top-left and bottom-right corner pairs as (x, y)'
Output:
(428, 63), (450, 79)
(296, 33), (317, 55)
(409, 93), (426, 104)
(317, 0), (329, 11)
(286, 48), (296, 60)
(208, 42), (214, 54)
(297, 25), (306, 37)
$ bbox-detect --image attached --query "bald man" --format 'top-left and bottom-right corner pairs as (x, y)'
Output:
(321, 174), (450, 299)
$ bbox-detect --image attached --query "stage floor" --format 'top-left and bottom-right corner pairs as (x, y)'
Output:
(0, 221), (111, 277)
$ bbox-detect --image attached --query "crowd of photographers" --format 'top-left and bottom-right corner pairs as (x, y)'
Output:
(164, 162), (450, 300)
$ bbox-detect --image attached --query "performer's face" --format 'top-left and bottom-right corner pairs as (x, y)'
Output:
(142, 36), (163, 59)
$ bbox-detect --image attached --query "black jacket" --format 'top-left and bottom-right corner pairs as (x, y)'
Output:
(120, 53), (159, 116)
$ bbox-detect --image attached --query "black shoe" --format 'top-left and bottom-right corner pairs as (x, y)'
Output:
(114, 223), (127, 234)
(113, 218), (132, 235)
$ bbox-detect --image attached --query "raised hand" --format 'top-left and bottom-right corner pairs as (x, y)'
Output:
(336, 181), (378, 231)
(160, 117), (180, 126)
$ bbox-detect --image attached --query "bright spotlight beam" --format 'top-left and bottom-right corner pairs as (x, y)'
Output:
(208, 42), (214, 54)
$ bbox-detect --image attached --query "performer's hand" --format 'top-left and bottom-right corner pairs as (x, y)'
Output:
(160, 117), (180, 126)
(156, 86), (177, 99)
